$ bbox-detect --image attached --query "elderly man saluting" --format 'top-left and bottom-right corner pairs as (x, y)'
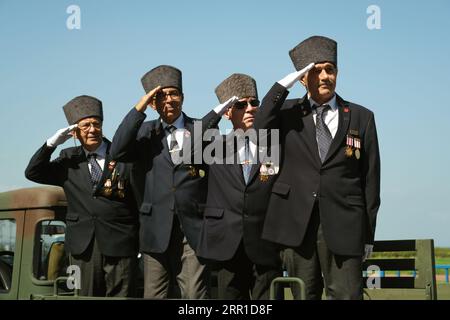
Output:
(110, 65), (237, 299)
(25, 96), (139, 297)
(255, 36), (381, 300)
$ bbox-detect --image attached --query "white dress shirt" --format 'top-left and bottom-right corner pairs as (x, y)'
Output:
(162, 114), (186, 151)
(84, 141), (107, 173)
(309, 94), (339, 138)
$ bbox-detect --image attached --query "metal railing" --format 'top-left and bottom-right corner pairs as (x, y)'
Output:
(436, 265), (450, 283)
(373, 265), (449, 284)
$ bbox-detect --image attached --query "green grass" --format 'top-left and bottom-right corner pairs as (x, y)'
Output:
(436, 258), (450, 264)
(435, 248), (450, 258)
(369, 247), (450, 280)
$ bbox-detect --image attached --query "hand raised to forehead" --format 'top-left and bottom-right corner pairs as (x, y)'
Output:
(46, 124), (78, 148)
(135, 85), (162, 113)
(213, 95), (239, 116)
(278, 62), (315, 89)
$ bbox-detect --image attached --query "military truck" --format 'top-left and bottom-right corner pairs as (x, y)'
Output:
(0, 186), (76, 299)
(2, 187), (440, 301)
(0, 186), (180, 300)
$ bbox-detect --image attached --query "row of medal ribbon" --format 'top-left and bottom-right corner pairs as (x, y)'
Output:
(345, 135), (361, 159)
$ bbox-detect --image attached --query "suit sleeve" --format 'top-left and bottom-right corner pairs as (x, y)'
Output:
(110, 108), (147, 162)
(190, 110), (222, 163)
(25, 143), (67, 187)
(254, 82), (290, 130)
(363, 112), (381, 244)
(201, 110), (222, 132)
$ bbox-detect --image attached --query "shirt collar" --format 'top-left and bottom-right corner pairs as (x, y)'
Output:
(84, 140), (107, 159)
(308, 94), (338, 112)
(162, 113), (185, 130)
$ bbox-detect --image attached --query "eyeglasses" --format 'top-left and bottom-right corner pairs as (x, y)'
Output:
(154, 91), (181, 101)
(233, 99), (260, 109)
(78, 120), (102, 132)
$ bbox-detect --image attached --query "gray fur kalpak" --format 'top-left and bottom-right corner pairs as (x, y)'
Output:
(215, 73), (258, 103)
(289, 35), (337, 71)
(141, 65), (182, 93)
(63, 95), (103, 125)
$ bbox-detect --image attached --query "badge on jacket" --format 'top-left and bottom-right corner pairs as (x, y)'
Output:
(259, 161), (279, 182)
(345, 132), (361, 160)
(186, 165), (206, 179)
(101, 161), (126, 199)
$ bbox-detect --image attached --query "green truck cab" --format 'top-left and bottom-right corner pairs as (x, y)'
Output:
(0, 187), (74, 300)
(0, 186), (189, 300)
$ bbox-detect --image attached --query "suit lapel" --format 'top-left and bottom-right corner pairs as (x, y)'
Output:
(184, 113), (194, 135)
(298, 98), (322, 166)
(74, 147), (94, 193)
(231, 137), (246, 186)
(224, 134), (246, 185)
(246, 164), (259, 185)
(177, 113), (193, 169)
(156, 120), (172, 164)
(323, 95), (351, 164)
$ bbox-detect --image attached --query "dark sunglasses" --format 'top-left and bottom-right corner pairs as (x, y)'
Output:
(233, 99), (260, 109)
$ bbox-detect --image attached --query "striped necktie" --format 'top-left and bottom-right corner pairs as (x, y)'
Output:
(314, 104), (332, 163)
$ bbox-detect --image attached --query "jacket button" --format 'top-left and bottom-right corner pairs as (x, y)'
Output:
(312, 192), (317, 198)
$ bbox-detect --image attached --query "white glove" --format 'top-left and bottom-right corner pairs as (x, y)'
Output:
(213, 95), (239, 115)
(46, 124), (78, 148)
(363, 244), (374, 262)
(277, 62), (315, 89)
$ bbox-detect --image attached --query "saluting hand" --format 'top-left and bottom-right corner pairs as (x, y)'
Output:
(213, 95), (239, 116)
(135, 85), (162, 113)
(278, 62), (315, 89)
(46, 124), (78, 148)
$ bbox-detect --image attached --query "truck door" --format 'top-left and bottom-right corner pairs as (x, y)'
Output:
(0, 210), (25, 300)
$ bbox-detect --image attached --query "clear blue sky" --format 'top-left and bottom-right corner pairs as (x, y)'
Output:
(1, 0), (449, 246)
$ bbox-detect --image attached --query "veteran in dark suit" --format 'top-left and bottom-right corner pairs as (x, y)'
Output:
(197, 74), (282, 299)
(25, 96), (139, 297)
(110, 65), (237, 299)
(254, 36), (381, 300)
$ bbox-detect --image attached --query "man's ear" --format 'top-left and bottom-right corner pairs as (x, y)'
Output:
(72, 130), (79, 140)
(223, 108), (232, 120)
(300, 74), (307, 87)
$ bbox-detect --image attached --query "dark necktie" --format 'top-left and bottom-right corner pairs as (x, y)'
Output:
(242, 137), (252, 184)
(315, 105), (332, 163)
(166, 125), (182, 163)
(166, 125), (179, 151)
(87, 153), (103, 188)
